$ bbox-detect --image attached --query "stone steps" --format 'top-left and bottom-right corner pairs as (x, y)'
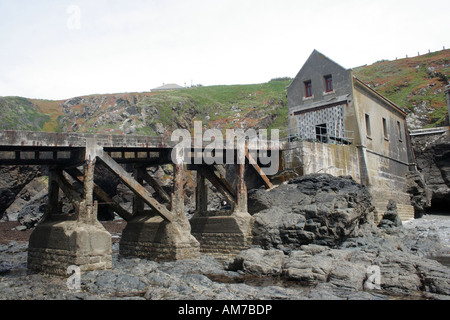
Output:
(374, 201), (415, 222)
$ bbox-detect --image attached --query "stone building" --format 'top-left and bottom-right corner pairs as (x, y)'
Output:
(151, 83), (184, 92)
(285, 50), (416, 220)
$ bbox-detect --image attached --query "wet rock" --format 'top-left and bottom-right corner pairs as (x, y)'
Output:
(230, 238), (450, 298)
(228, 248), (285, 276)
(250, 174), (377, 251)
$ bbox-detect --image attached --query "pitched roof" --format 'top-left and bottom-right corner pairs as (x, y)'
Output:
(287, 49), (350, 90)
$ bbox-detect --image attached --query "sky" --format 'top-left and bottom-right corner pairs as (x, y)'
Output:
(0, 0), (449, 100)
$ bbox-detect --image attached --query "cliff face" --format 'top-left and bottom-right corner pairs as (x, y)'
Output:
(411, 130), (450, 212)
(47, 81), (289, 137)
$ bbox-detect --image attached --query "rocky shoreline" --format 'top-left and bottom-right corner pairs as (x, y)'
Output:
(1, 175), (449, 301)
(0, 215), (449, 300)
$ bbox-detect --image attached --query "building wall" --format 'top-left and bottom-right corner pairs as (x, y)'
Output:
(278, 140), (414, 221)
(353, 81), (411, 164)
(285, 51), (415, 220)
(352, 81), (414, 219)
(280, 141), (361, 183)
(295, 104), (347, 141)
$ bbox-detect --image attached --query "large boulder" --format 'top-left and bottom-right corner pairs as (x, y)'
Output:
(406, 171), (432, 218)
(249, 174), (377, 252)
(3, 176), (48, 222)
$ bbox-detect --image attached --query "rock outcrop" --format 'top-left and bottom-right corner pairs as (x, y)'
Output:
(229, 238), (450, 297)
(0, 166), (46, 221)
(249, 174), (376, 251)
(377, 199), (403, 230)
(228, 173), (450, 298)
(411, 131), (450, 212)
(406, 170), (432, 217)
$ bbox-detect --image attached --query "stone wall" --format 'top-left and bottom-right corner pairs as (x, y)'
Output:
(27, 220), (112, 275)
(277, 141), (414, 221)
(277, 141), (360, 184)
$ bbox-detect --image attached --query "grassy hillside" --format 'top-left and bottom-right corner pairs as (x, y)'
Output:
(42, 80), (290, 138)
(141, 80), (290, 131)
(0, 97), (51, 131)
(1, 50), (449, 133)
(352, 49), (450, 128)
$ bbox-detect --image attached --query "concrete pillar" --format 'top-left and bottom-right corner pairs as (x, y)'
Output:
(190, 163), (254, 261)
(171, 163), (185, 216)
(119, 159), (200, 261)
(234, 163), (248, 213)
(42, 169), (60, 220)
(132, 166), (145, 216)
(28, 154), (112, 275)
(78, 157), (96, 223)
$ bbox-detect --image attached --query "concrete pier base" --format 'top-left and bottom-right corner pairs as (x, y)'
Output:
(119, 213), (200, 261)
(119, 162), (200, 261)
(28, 157), (113, 275)
(190, 211), (254, 261)
(28, 220), (112, 276)
(189, 163), (254, 261)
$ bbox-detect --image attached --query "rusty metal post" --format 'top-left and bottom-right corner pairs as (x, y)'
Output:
(235, 163), (247, 213)
(79, 157), (96, 223)
(171, 163), (185, 216)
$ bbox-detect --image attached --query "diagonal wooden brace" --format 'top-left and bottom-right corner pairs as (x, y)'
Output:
(197, 164), (236, 205)
(53, 170), (81, 214)
(65, 167), (134, 221)
(97, 151), (175, 222)
(137, 167), (171, 203)
(245, 148), (274, 189)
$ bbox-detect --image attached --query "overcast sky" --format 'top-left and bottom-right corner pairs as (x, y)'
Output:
(0, 0), (448, 100)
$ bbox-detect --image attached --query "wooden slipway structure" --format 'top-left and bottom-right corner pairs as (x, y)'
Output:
(0, 130), (275, 275)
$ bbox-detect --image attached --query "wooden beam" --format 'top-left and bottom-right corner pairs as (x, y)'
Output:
(65, 168), (134, 221)
(138, 167), (171, 203)
(97, 151), (174, 222)
(53, 170), (81, 213)
(245, 149), (274, 189)
(198, 165), (235, 205)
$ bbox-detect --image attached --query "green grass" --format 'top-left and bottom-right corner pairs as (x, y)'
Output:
(0, 97), (50, 131)
(135, 80), (290, 132)
(353, 49), (450, 127)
